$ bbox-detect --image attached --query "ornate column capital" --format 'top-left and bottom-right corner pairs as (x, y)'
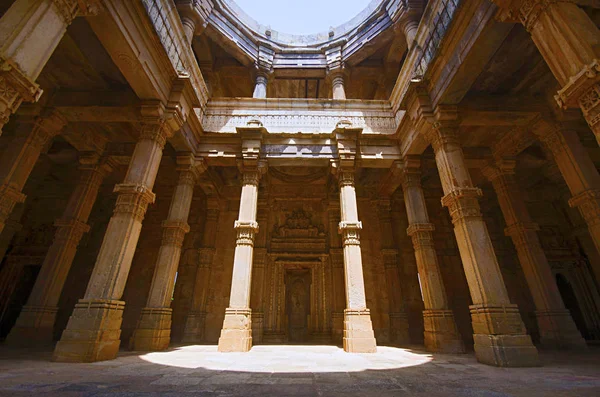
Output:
(234, 220), (259, 246)
(504, 222), (540, 242)
(161, 220), (191, 248)
(112, 183), (156, 222)
(401, 155), (423, 188)
(481, 159), (517, 183)
(52, 218), (91, 247)
(52, 0), (103, 24)
(176, 0), (213, 38)
(424, 107), (461, 152)
(406, 222), (436, 251)
(338, 221), (362, 246)
(441, 188), (483, 224)
(568, 189), (600, 226)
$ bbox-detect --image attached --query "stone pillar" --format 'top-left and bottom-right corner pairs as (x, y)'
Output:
(401, 157), (464, 353)
(217, 163), (264, 352)
(330, 71), (346, 100)
(535, 122), (600, 287)
(328, 198), (345, 343)
(336, 167), (377, 353)
(252, 72), (268, 99)
(250, 198), (268, 344)
(6, 154), (113, 346)
(176, 0), (212, 44)
(496, 1), (600, 144)
(53, 116), (174, 363)
(131, 156), (204, 351)
(0, 110), (66, 235)
(0, 0), (99, 134)
(377, 200), (410, 345)
(482, 159), (586, 349)
(425, 109), (539, 367)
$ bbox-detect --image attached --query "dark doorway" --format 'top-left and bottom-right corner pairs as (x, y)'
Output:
(556, 273), (588, 339)
(285, 269), (311, 343)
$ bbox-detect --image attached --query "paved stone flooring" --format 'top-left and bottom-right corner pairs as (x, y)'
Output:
(0, 344), (599, 396)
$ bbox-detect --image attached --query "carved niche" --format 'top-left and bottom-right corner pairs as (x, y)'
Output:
(271, 208), (326, 252)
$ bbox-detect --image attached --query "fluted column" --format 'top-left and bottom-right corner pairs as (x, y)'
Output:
(54, 116), (174, 363)
(425, 109), (539, 367)
(482, 159), (586, 349)
(0, 0), (99, 134)
(401, 156), (464, 353)
(217, 164), (264, 352)
(6, 154), (113, 346)
(495, 1), (600, 144)
(182, 200), (220, 343)
(0, 110), (66, 235)
(131, 156), (204, 351)
(336, 168), (377, 353)
(377, 200), (410, 345)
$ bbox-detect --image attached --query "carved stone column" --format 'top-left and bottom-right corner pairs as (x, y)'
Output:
(401, 157), (464, 353)
(326, 50), (346, 100)
(327, 198), (345, 344)
(425, 108), (539, 367)
(377, 200), (410, 345)
(217, 162), (264, 352)
(131, 156), (204, 351)
(336, 167), (377, 353)
(6, 154), (113, 346)
(535, 122), (600, 287)
(250, 197), (268, 344)
(176, 0), (212, 44)
(0, 110), (66, 235)
(0, 0), (99, 134)
(482, 159), (586, 349)
(495, 1), (600, 144)
(252, 71), (269, 99)
(182, 199), (220, 343)
(53, 111), (174, 363)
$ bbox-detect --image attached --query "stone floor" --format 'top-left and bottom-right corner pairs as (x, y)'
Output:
(0, 344), (599, 396)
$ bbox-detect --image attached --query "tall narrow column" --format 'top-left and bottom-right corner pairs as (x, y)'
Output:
(131, 156), (204, 351)
(0, 110), (66, 234)
(252, 72), (268, 99)
(182, 199), (220, 343)
(217, 163), (264, 352)
(495, 1), (600, 144)
(328, 199), (345, 344)
(53, 115), (174, 363)
(0, 0), (99, 134)
(336, 167), (377, 353)
(401, 156), (464, 353)
(425, 109), (539, 367)
(6, 154), (113, 346)
(482, 159), (586, 349)
(377, 200), (410, 345)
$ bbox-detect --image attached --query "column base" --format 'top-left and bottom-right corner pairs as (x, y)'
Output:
(389, 311), (410, 345)
(217, 308), (252, 352)
(251, 311), (263, 344)
(130, 308), (172, 351)
(343, 309), (377, 353)
(53, 299), (125, 363)
(470, 304), (540, 367)
(536, 310), (587, 350)
(332, 311), (344, 345)
(181, 311), (206, 344)
(6, 305), (58, 347)
(423, 309), (465, 353)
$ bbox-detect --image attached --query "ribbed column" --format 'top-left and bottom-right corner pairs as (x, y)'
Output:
(252, 72), (268, 99)
(482, 159), (586, 349)
(0, 110), (66, 234)
(425, 110), (539, 367)
(337, 168), (377, 353)
(131, 156), (204, 351)
(54, 118), (172, 363)
(401, 156), (464, 353)
(182, 200), (220, 343)
(217, 165), (263, 352)
(6, 154), (113, 346)
(377, 200), (409, 345)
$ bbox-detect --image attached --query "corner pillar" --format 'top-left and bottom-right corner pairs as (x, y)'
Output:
(6, 154), (113, 346)
(53, 110), (174, 363)
(131, 156), (205, 351)
(336, 167), (377, 353)
(401, 157), (464, 353)
(425, 109), (539, 367)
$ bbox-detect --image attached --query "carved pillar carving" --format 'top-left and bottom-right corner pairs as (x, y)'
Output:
(377, 199), (410, 345)
(131, 156), (205, 351)
(482, 159), (586, 349)
(0, 110), (66, 235)
(425, 108), (539, 367)
(401, 157), (464, 353)
(217, 162), (265, 352)
(0, 0), (100, 134)
(182, 199), (220, 343)
(54, 108), (176, 363)
(6, 154), (113, 346)
(335, 167), (377, 353)
(496, 1), (600, 144)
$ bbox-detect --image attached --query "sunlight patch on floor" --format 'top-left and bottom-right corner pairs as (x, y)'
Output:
(139, 345), (433, 373)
